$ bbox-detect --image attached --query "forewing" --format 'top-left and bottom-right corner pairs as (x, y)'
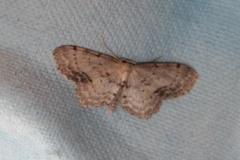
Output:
(120, 63), (198, 119)
(53, 45), (123, 108)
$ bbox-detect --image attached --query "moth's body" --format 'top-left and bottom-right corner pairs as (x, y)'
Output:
(53, 45), (198, 119)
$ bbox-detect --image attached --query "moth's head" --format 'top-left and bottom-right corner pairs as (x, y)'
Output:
(119, 57), (136, 65)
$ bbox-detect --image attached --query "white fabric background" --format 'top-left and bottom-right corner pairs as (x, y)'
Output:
(0, 0), (239, 160)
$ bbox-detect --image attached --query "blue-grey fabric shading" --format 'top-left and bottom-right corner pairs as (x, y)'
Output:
(0, 0), (239, 160)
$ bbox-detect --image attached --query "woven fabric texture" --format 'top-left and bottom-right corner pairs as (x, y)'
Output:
(0, 0), (239, 160)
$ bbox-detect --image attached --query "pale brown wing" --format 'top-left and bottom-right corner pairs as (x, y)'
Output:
(53, 45), (124, 109)
(120, 63), (198, 119)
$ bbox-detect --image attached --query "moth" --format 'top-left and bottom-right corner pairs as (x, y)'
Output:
(53, 45), (198, 119)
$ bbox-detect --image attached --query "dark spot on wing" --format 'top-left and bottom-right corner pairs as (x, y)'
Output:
(141, 78), (151, 86)
(68, 74), (79, 82)
(154, 87), (166, 97)
(177, 64), (181, 68)
(80, 72), (92, 83)
(96, 53), (101, 57)
(169, 87), (177, 92)
(70, 71), (92, 83)
(73, 46), (77, 51)
(121, 81), (127, 87)
(82, 49), (92, 55)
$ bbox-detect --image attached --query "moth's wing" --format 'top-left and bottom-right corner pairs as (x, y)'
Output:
(120, 63), (198, 119)
(53, 45), (124, 109)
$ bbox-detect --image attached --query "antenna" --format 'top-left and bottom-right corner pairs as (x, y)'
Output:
(99, 36), (121, 60)
(151, 55), (163, 62)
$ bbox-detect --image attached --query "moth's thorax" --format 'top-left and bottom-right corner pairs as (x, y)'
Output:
(119, 62), (133, 82)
